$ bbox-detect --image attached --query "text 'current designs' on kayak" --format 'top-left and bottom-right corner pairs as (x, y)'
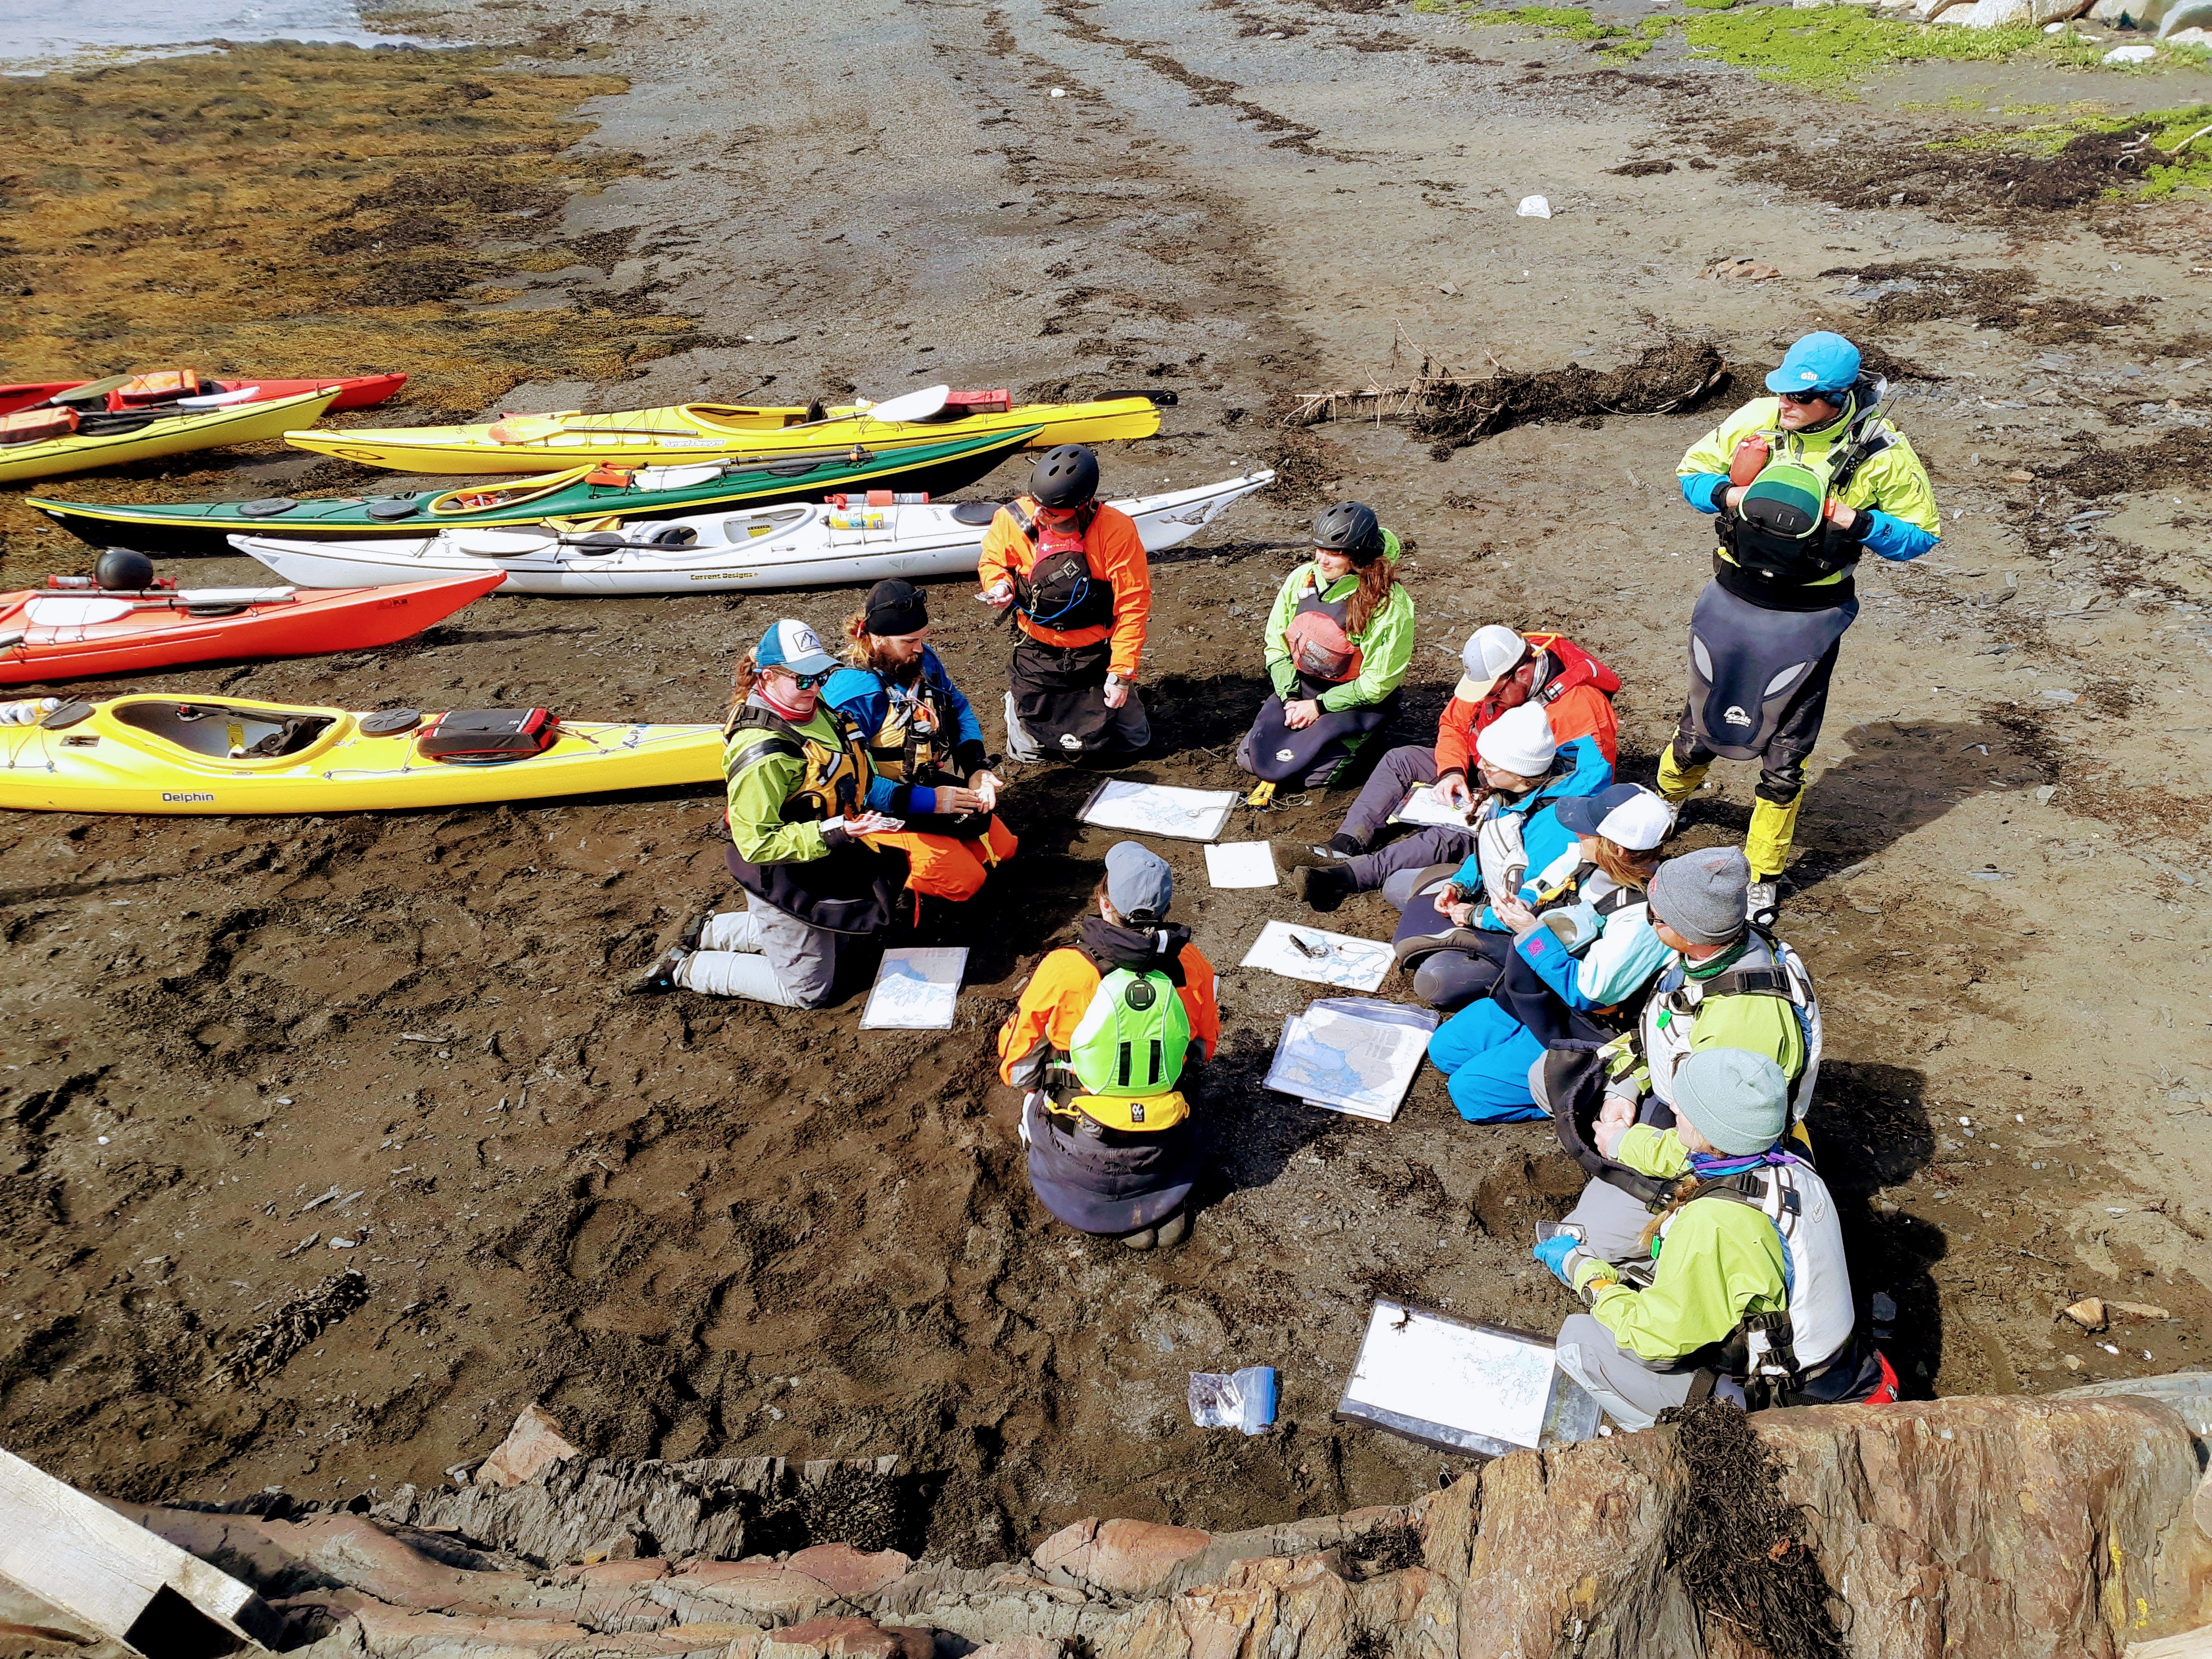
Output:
(228, 470), (1280, 595)
(0, 695), (724, 815)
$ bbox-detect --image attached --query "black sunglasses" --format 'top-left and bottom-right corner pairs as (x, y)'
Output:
(1778, 389), (1836, 407)
(771, 667), (831, 689)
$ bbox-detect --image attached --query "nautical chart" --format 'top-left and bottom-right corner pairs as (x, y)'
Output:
(1078, 779), (1239, 843)
(1263, 996), (1438, 1120)
(859, 947), (967, 1030)
(1240, 920), (1394, 993)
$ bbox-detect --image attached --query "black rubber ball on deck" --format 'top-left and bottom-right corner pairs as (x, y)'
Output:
(96, 548), (156, 590)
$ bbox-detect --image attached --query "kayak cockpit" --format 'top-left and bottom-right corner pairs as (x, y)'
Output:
(114, 699), (337, 761)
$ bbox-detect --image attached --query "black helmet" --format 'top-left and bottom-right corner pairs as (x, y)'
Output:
(96, 548), (155, 590)
(1310, 501), (1383, 563)
(1030, 444), (1100, 509)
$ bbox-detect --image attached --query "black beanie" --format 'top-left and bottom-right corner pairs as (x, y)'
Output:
(863, 578), (928, 637)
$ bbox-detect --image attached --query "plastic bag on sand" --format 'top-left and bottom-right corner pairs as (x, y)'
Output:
(1189, 1366), (1278, 1434)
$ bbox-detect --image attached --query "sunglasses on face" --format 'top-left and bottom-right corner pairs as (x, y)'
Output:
(1778, 390), (1834, 407)
(772, 667), (830, 690)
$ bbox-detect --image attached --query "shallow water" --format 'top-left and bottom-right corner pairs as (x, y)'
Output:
(0, 0), (417, 72)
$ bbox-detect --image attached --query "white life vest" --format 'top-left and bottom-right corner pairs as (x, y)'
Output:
(1659, 1157), (1855, 1377)
(1638, 930), (1823, 1123)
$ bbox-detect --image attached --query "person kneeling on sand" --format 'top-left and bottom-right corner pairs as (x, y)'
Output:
(822, 578), (1018, 905)
(995, 842), (1219, 1250)
(1308, 622), (1620, 870)
(633, 619), (904, 1007)
(1232, 502), (1415, 792)
(979, 445), (1154, 762)
(1536, 1047), (1896, 1428)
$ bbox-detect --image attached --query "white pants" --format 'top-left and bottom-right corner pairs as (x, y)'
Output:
(672, 902), (833, 1008)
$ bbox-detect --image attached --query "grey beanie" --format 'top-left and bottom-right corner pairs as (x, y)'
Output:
(1104, 841), (1174, 921)
(1647, 846), (1751, 947)
(1672, 1047), (1788, 1155)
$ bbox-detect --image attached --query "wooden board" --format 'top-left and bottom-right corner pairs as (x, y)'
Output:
(0, 1443), (280, 1656)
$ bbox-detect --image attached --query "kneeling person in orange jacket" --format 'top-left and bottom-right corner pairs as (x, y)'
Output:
(996, 842), (1219, 1249)
(978, 445), (1153, 762)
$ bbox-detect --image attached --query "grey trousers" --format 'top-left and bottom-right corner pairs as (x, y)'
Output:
(673, 897), (840, 1008)
(1348, 823), (1479, 897)
(1555, 1311), (1699, 1431)
(1334, 743), (1440, 846)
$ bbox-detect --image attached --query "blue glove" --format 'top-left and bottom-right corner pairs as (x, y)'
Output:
(1533, 1233), (1582, 1287)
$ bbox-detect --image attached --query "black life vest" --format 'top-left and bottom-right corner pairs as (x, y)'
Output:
(856, 669), (960, 782)
(1008, 497), (1114, 632)
(1715, 397), (1894, 590)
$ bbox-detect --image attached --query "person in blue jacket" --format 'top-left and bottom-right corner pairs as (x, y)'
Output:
(1426, 784), (1674, 1122)
(822, 579), (1016, 902)
(1376, 704), (1613, 1010)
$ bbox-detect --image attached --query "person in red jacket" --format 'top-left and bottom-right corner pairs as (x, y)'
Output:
(978, 444), (1153, 762)
(1307, 624), (1621, 878)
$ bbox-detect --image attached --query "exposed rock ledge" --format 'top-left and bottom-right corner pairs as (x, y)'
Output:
(65, 1388), (2212, 1659)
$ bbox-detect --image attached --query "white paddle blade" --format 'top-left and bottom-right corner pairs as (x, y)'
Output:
(859, 385), (951, 425)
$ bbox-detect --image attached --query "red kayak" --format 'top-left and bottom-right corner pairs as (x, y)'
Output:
(0, 571), (501, 685)
(0, 371), (407, 420)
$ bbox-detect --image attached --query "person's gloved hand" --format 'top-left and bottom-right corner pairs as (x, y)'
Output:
(1532, 1233), (1585, 1287)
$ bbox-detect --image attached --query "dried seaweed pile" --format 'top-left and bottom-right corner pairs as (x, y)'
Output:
(210, 1267), (369, 1390)
(1659, 1398), (1844, 1659)
(1408, 341), (1728, 458)
(1289, 340), (1729, 460)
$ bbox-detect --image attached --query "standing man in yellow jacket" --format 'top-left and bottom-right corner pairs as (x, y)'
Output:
(1663, 332), (1939, 926)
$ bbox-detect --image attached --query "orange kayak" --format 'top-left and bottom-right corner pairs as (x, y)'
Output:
(0, 572), (502, 685)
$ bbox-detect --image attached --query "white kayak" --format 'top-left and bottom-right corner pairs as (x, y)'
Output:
(231, 470), (1277, 596)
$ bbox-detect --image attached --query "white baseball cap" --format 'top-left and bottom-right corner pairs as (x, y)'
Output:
(1598, 790), (1674, 852)
(757, 617), (838, 678)
(1456, 625), (1528, 701)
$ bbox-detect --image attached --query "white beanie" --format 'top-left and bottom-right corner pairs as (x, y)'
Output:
(1475, 703), (1557, 776)
(1456, 625), (1527, 701)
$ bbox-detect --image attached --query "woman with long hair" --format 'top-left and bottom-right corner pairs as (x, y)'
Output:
(1424, 783), (1676, 1123)
(632, 618), (903, 1007)
(820, 578), (1018, 903)
(1233, 500), (1415, 791)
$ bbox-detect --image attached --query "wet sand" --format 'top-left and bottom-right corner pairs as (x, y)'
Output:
(3, 0), (2212, 1558)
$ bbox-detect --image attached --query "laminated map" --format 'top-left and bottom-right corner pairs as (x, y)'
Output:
(859, 947), (968, 1030)
(1078, 779), (1239, 842)
(1263, 996), (1438, 1121)
(1336, 1301), (1602, 1456)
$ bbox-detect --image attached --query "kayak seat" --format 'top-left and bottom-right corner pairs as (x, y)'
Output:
(237, 498), (300, 518)
(950, 501), (1001, 526)
(366, 498), (423, 522)
(115, 700), (335, 760)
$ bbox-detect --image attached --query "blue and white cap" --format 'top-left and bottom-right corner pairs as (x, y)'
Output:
(1767, 331), (1860, 396)
(756, 618), (837, 677)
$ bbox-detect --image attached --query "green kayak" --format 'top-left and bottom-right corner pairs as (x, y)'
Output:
(30, 426), (1037, 556)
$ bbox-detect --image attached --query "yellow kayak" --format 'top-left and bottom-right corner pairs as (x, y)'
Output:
(0, 694), (722, 815)
(281, 384), (1166, 475)
(0, 388), (342, 484)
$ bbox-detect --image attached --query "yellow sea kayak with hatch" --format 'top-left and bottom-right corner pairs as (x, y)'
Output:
(282, 384), (1168, 475)
(0, 694), (722, 815)
(0, 387), (343, 485)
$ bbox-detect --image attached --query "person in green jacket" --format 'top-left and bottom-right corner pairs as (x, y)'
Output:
(1535, 1047), (1891, 1426)
(633, 618), (903, 1007)
(1235, 502), (1416, 790)
(1662, 331), (1940, 927)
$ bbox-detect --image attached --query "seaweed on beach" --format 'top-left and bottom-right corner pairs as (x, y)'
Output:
(1392, 340), (1730, 458)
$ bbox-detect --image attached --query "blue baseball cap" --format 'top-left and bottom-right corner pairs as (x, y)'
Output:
(756, 618), (837, 677)
(1766, 331), (1861, 396)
